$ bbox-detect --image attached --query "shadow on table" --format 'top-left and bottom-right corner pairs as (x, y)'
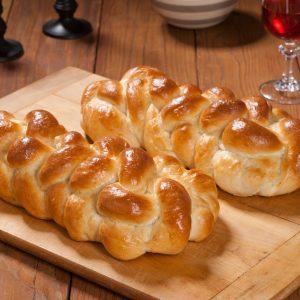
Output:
(102, 217), (231, 285)
(168, 10), (266, 48)
(0, 198), (231, 298)
(14, 200), (231, 283)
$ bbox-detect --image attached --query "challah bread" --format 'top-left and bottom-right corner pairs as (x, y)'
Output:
(0, 109), (219, 260)
(81, 66), (300, 197)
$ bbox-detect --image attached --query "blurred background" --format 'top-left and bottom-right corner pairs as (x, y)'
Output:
(0, 0), (285, 99)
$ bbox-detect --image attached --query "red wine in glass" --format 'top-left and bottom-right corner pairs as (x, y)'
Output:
(260, 0), (300, 104)
(263, 0), (300, 40)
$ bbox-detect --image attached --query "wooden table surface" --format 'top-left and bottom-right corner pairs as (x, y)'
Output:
(0, 0), (299, 299)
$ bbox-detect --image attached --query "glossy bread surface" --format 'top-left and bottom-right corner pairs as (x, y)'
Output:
(0, 109), (219, 260)
(81, 66), (300, 196)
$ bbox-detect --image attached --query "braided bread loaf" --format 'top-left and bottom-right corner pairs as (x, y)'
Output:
(81, 66), (300, 197)
(0, 109), (218, 260)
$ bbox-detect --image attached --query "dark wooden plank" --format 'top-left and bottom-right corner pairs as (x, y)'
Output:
(0, 0), (102, 98)
(70, 276), (123, 300)
(0, 242), (70, 300)
(287, 288), (300, 300)
(95, 0), (197, 84)
(196, 1), (276, 97)
(2, 0), (13, 21)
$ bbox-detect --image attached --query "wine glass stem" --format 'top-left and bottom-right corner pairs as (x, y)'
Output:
(277, 41), (300, 91)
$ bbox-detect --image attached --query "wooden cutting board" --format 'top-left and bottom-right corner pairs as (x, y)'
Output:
(0, 67), (299, 300)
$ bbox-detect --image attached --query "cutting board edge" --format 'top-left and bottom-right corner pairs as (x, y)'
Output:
(0, 211), (157, 300)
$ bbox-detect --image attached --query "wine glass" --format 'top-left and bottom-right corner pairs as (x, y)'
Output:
(260, 0), (300, 104)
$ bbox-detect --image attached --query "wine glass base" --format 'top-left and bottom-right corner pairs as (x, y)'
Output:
(43, 18), (92, 40)
(259, 80), (300, 105)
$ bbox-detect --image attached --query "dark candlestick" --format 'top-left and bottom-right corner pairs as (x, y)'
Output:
(43, 0), (92, 39)
(0, 1), (24, 62)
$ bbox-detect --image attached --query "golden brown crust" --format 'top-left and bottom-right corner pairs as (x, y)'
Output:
(0, 119), (20, 137)
(202, 86), (235, 102)
(143, 104), (172, 156)
(81, 65), (300, 196)
(0, 119), (23, 151)
(149, 77), (179, 108)
(156, 178), (191, 234)
(0, 161), (15, 204)
(93, 136), (129, 157)
(70, 155), (116, 192)
(121, 65), (164, 82)
(185, 169), (219, 217)
(38, 145), (95, 188)
(161, 87), (208, 131)
(98, 183), (156, 224)
(1, 108), (219, 260)
(64, 194), (101, 242)
(272, 107), (291, 120)
(279, 116), (300, 134)
(99, 221), (146, 260)
(64, 194), (89, 239)
(81, 97), (139, 147)
(0, 111), (15, 120)
(171, 124), (198, 168)
(12, 170), (50, 219)
(241, 96), (272, 125)
(278, 118), (300, 174)
(154, 153), (185, 177)
(222, 118), (283, 155)
(194, 134), (218, 175)
(119, 148), (155, 192)
(126, 78), (149, 140)
(149, 178), (191, 254)
(199, 99), (248, 133)
(55, 131), (88, 148)
(46, 182), (70, 226)
(96, 80), (123, 106)
(7, 137), (51, 167)
(25, 110), (66, 144)
(81, 81), (102, 105)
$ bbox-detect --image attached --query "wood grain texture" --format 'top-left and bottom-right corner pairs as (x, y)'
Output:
(0, 242), (70, 300)
(0, 0), (102, 98)
(2, 0), (13, 21)
(0, 188), (298, 300)
(214, 232), (300, 299)
(0, 67), (299, 299)
(288, 287), (300, 300)
(70, 276), (122, 300)
(196, 1), (271, 96)
(95, 0), (197, 85)
(0, 67), (90, 113)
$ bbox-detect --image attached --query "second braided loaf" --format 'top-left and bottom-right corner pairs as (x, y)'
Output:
(81, 66), (300, 197)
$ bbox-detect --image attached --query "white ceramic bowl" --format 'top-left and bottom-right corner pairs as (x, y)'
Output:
(152, 0), (238, 29)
